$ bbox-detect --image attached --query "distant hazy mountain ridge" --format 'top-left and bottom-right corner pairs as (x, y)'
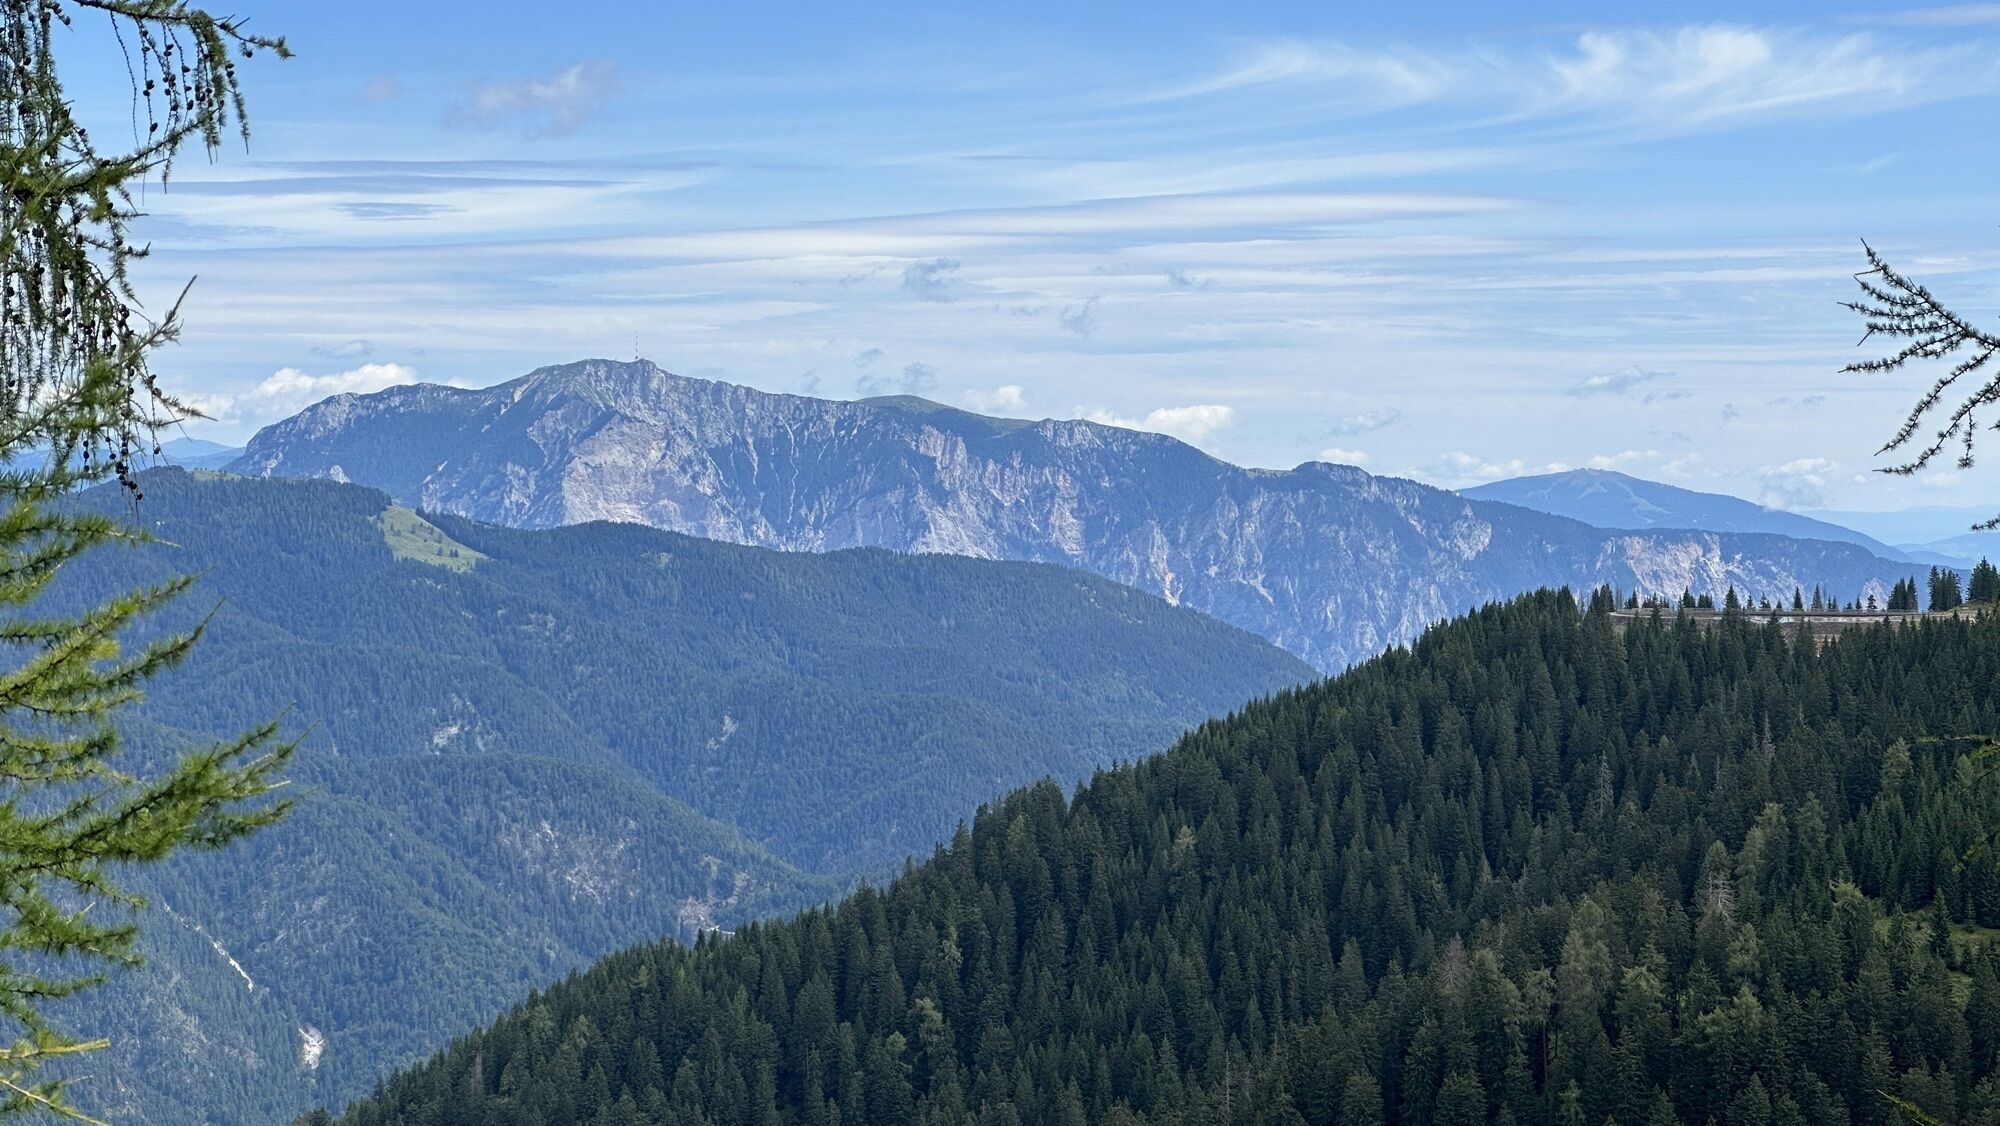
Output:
(1463, 468), (1907, 556)
(154, 436), (243, 470)
(238, 359), (1920, 669)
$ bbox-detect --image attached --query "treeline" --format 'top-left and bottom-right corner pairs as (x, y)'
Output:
(1632, 558), (1997, 615)
(327, 590), (2000, 1126)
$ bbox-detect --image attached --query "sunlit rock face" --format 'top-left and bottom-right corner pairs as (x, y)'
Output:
(238, 358), (1910, 670)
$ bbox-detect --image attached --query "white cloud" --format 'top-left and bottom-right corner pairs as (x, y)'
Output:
(965, 385), (1028, 414)
(1318, 446), (1371, 465)
(198, 362), (449, 426)
(448, 61), (622, 138)
(172, 391), (240, 422)
(1084, 404), (1236, 444)
(1759, 457), (1840, 508)
(255, 362), (422, 403)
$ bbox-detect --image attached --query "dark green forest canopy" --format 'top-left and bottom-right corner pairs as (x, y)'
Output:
(336, 591), (2000, 1126)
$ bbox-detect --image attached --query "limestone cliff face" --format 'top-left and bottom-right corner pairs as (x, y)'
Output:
(236, 359), (1906, 670)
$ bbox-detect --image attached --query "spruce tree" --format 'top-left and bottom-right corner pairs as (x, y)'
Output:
(1971, 559), (1998, 605)
(1929, 568), (1964, 612)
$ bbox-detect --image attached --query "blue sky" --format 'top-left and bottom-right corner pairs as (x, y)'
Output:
(79, 1), (2000, 510)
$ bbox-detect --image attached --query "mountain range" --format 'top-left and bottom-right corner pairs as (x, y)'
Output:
(56, 469), (1310, 1124)
(1462, 468), (1908, 557)
(1460, 469), (2000, 572)
(231, 358), (1921, 670)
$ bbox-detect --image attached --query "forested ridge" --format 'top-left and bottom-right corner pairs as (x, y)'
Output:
(335, 591), (2000, 1126)
(46, 469), (1311, 1125)
(63, 469), (1312, 875)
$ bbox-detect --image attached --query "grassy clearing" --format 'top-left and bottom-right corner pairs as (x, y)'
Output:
(374, 506), (486, 572)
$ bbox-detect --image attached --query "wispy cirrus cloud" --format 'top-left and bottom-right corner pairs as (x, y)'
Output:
(1142, 39), (1454, 106)
(617, 192), (1517, 263)
(1856, 5), (2000, 27)
(1153, 27), (2000, 136)
(1528, 27), (1997, 131)
(140, 157), (711, 243)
